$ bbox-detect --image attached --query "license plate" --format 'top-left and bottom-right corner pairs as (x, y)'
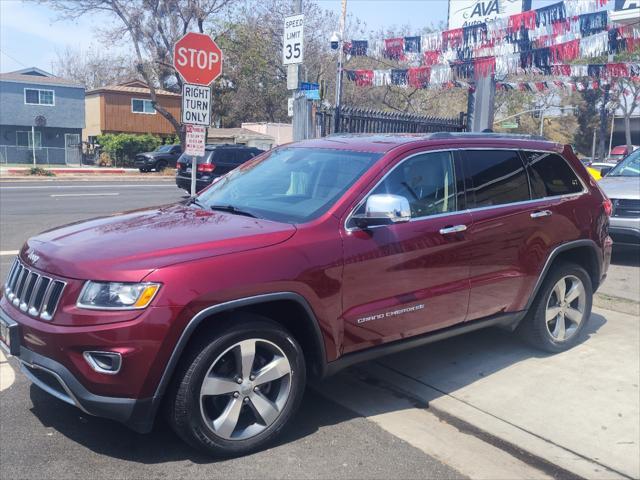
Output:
(186, 167), (192, 173)
(0, 316), (11, 352)
(0, 314), (18, 356)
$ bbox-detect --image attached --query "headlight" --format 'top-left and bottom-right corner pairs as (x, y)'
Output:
(77, 281), (160, 310)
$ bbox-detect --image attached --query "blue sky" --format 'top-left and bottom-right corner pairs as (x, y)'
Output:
(1, 0), (568, 74)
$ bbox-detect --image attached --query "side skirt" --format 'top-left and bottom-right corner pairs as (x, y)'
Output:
(324, 311), (526, 377)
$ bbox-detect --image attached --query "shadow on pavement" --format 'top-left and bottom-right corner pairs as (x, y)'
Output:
(25, 312), (608, 464)
(27, 385), (354, 464)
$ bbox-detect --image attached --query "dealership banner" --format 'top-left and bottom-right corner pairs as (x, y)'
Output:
(448, 0), (527, 29)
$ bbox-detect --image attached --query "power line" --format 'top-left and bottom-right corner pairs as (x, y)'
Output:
(0, 48), (28, 69)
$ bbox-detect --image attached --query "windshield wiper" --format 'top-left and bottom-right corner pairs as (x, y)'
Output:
(186, 197), (206, 208)
(210, 204), (258, 218)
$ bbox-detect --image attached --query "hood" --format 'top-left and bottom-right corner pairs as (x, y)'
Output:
(599, 176), (640, 200)
(22, 204), (296, 281)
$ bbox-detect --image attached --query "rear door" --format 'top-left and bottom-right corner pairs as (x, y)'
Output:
(461, 149), (541, 320)
(340, 149), (473, 354)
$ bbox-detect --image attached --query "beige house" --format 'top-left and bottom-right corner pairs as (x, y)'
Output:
(206, 128), (274, 150)
(242, 122), (293, 146)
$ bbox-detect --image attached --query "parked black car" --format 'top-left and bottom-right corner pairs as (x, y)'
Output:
(175, 144), (264, 192)
(135, 145), (182, 172)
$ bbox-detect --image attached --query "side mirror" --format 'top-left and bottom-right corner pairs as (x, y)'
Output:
(351, 194), (411, 229)
(600, 166), (613, 177)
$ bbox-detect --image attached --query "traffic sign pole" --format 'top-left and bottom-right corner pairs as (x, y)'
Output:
(173, 32), (222, 197)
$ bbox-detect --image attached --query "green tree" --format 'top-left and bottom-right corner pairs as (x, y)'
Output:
(98, 133), (162, 167)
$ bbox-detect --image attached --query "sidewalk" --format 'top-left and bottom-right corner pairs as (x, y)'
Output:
(322, 305), (639, 479)
(1, 166), (139, 176)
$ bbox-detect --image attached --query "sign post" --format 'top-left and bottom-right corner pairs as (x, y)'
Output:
(174, 32), (223, 197)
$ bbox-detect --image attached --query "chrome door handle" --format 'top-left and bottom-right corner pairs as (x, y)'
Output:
(530, 210), (552, 219)
(439, 225), (467, 235)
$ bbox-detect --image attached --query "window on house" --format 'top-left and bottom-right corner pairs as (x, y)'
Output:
(131, 98), (156, 114)
(17, 131), (42, 148)
(24, 88), (55, 105)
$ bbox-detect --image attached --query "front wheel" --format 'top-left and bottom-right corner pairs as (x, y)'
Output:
(166, 315), (306, 457)
(517, 262), (593, 353)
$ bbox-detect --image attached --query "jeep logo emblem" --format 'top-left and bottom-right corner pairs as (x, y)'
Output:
(26, 250), (40, 265)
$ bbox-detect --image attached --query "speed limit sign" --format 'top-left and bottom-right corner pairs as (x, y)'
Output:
(283, 14), (304, 65)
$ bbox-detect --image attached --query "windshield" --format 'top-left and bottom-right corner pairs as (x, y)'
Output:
(156, 145), (174, 153)
(607, 150), (640, 177)
(197, 147), (381, 223)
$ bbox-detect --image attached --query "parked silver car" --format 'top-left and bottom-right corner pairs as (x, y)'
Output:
(599, 150), (640, 247)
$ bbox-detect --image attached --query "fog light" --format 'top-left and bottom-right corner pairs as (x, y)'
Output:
(83, 351), (122, 375)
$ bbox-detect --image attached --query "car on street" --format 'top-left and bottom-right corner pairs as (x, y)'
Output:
(175, 144), (264, 193)
(134, 144), (182, 172)
(1, 133), (612, 457)
(599, 149), (640, 248)
(606, 145), (638, 163)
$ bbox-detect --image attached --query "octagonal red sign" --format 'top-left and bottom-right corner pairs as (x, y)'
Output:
(173, 32), (222, 86)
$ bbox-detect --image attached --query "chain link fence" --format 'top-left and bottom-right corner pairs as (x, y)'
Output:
(0, 145), (82, 166)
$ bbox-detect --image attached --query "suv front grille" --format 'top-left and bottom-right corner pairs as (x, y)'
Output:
(4, 258), (66, 321)
(612, 199), (640, 218)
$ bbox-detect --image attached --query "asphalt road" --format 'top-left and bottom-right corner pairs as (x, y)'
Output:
(0, 180), (462, 479)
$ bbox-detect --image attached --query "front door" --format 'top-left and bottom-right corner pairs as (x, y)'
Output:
(340, 150), (473, 355)
(65, 134), (81, 165)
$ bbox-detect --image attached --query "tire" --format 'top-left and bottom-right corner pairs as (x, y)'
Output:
(166, 313), (306, 457)
(156, 160), (168, 172)
(517, 261), (592, 353)
(139, 168), (149, 173)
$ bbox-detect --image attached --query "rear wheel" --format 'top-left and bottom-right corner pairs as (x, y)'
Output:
(517, 262), (592, 353)
(166, 315), (306, 457)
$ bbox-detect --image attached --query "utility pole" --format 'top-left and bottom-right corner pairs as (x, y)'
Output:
(334, 0), (347, 133)
(598, 84), (610, 160)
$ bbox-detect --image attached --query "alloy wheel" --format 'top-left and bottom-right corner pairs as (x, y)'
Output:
(545, 275), (586, 341)
(199, 339), (292, 440)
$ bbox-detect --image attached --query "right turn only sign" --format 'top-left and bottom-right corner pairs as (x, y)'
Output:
(182, 84), (211, 126)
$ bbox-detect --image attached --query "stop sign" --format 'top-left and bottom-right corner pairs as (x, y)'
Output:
(173, 32), (222, 86)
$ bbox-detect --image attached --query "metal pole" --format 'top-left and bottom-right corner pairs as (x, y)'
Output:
(31, 125), (36, 167)
(334, 0), (347, 132)
(598, 85), (610, 160)
(591, 130), (597, 161)
(608, 114), (615, 156)
(539, 111), (544, 137)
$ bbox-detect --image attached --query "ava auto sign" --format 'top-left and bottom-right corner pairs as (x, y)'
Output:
(173, 32), (222, 86)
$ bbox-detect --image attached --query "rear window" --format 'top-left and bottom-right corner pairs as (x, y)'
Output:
(178, 150), (214, 165)
(462, 150), (530, 208)
(523, 152), (583, 198)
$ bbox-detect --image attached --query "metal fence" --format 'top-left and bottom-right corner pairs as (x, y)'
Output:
(0, 145), (82, 166)
(315, 106), (467, 137)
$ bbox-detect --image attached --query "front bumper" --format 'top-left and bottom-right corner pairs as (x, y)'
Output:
(0, 307), (155, 432)
(609, 216), (640, 246)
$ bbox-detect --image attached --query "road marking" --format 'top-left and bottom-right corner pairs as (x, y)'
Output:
(0, 184), (175, 190)
(50, 193), (120, 197)
(0, 250), (19, 256)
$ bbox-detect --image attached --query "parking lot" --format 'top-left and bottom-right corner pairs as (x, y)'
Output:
(1, 179), (638, 479)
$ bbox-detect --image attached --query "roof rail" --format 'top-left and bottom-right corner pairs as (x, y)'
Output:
(427, 132), (548, 141)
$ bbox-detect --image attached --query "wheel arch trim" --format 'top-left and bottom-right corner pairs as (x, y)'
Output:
(524, 239), (601, 313)
(151, 292), (327, 406)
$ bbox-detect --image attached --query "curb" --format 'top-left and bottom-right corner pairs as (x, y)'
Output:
(5, 168), (131, 174)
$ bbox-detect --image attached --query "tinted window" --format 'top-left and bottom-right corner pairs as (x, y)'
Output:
(360, 151), (458, 218)
(525, 152), (583, 198)
(463, 150), (529, 207)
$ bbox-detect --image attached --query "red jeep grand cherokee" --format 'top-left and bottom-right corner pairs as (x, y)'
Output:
(1, 133), (612, 456)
